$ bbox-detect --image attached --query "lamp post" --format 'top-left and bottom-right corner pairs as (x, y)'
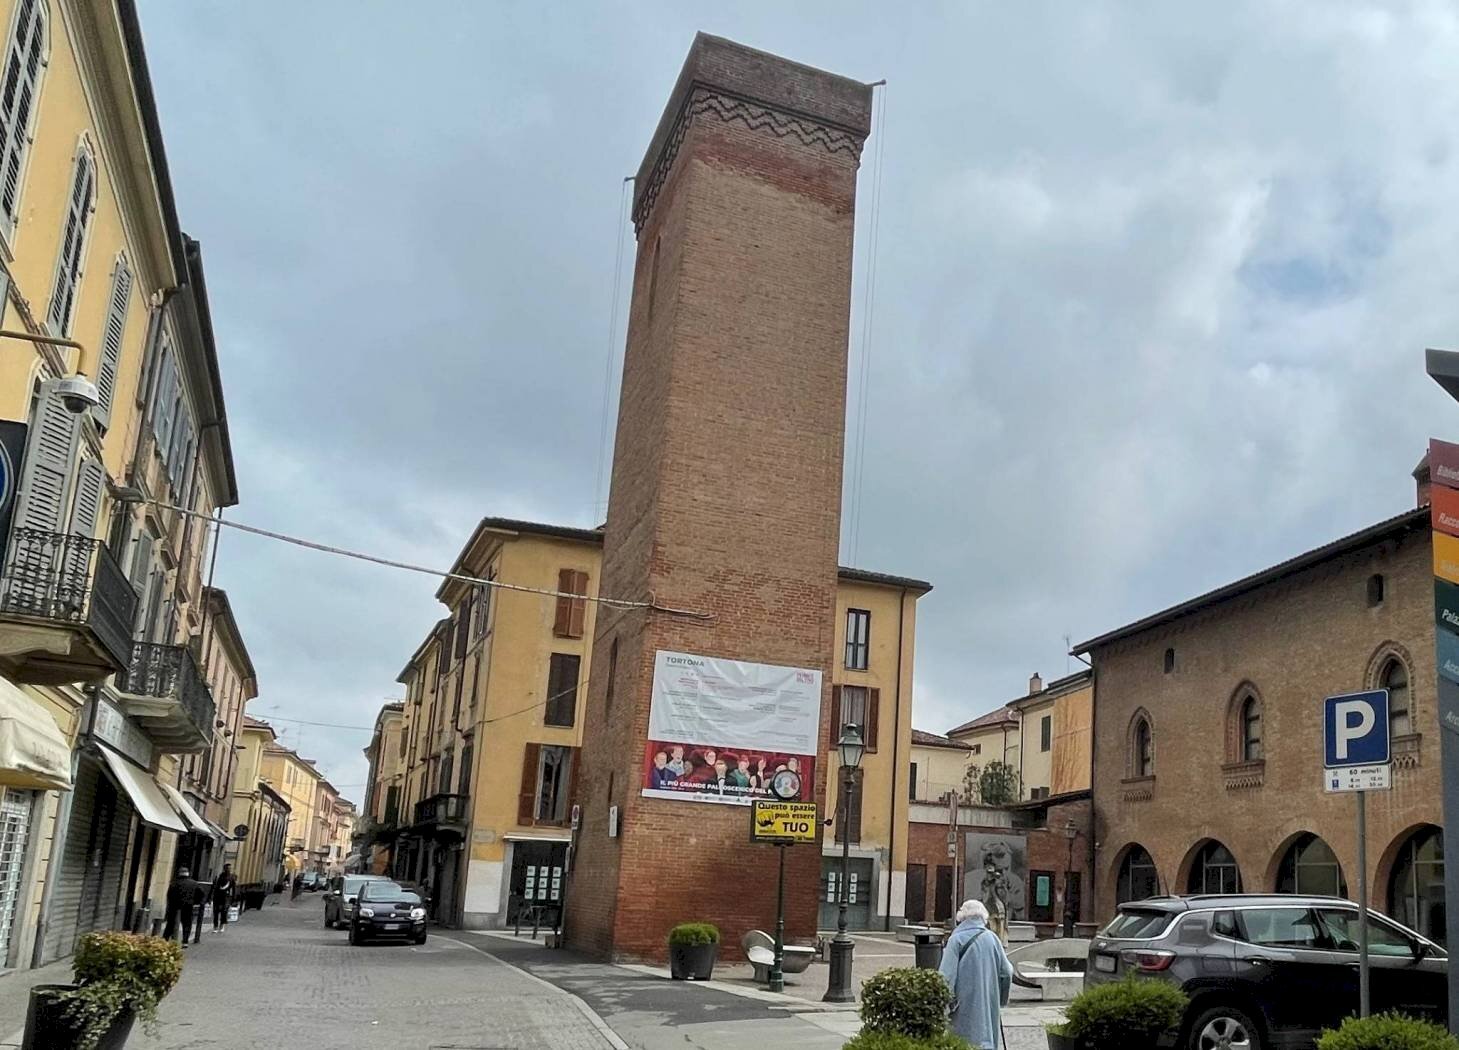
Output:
(1062, 819), (1078, 939)
(824, 723), (865, 1004)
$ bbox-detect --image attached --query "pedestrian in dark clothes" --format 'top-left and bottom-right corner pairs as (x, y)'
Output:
(163, 867), (198, 947)
(212, 864), (237, 932)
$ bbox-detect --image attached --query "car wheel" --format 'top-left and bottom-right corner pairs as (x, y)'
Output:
(414, 932), (427, 945)
(1188, 1004), (1261, 1050)
(348, 925), (361, 946)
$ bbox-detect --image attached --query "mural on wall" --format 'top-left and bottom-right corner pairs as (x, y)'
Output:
(963, 831), (1028, 921)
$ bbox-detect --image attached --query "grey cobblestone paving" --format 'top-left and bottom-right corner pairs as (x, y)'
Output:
(123, 895), (615, 1050)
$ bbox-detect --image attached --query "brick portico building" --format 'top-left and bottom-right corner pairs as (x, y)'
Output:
(1078, 465), (1444, 943)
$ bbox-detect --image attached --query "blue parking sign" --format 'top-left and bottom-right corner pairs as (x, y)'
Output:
(1323, 690), (1390, 768)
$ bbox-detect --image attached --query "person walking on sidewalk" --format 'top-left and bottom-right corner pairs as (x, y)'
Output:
(212, 864), (238, 932)
(163, 868), (199, 947)
(938, 899), (1013, 1050)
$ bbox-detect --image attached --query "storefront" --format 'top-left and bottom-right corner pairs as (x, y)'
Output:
(0, 678), (73, 967)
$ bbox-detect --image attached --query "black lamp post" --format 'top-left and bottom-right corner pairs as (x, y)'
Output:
(824, 723), (865, 1004)
(1062, 818), (1078, 939)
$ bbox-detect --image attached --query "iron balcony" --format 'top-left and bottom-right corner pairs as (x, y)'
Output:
(0, 528), (138, 685)
(114, 640), (217, 752)
(413, 793), (470, 832)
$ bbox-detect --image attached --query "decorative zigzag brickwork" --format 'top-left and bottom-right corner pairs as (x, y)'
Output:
(632, 86), (866, 233)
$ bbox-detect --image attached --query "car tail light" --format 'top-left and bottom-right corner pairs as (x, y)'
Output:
(1121, 949), (1175, 972)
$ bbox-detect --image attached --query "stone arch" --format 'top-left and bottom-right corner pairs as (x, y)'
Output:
(1105, 841), (1163, 909)
(1224, 681), (1264, 764)
(1376, 821), (1443, 919)
(1268, 830), (1348, 897)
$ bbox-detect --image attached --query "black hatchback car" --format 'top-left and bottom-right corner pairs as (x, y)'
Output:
(348, 880), (428, 946)
(1086, 895), (1446, 1050)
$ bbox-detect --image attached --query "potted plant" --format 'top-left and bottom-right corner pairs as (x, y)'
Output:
(22, 931), (183, 1050)
(1318, 1012), (1459, 1050)
(667, 922), (720, 980)
(1047, 977), (1187, 1050)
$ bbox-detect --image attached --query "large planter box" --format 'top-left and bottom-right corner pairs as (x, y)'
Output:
(668, 942), (718, 980)
(1045, 1031), (1082, 1050)
(22, 985), (136, 1050)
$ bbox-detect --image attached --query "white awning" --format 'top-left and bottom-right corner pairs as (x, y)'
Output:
(96, 745), (186, 834)
(0, 677), (72, 791)
(160, 783), (213, 837)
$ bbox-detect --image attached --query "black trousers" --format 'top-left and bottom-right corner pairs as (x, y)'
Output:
(164, 904), (192, 945)
(212, 895), (230, 928)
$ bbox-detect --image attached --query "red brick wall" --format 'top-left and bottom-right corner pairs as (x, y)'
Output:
(565, 36), (872, 962)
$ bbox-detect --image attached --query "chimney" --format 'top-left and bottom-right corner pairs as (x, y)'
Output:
(1414, 453), (1432, 508)
(1029, 672), (1043, 694)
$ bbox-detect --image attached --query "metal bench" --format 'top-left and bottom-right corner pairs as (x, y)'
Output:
(742, 930), (816, 984)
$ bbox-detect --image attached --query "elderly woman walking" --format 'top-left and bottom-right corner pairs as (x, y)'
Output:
(938, 899), (1013, 1049)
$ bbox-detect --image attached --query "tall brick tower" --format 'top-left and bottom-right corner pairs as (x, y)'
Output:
(566, 34), (872, 960)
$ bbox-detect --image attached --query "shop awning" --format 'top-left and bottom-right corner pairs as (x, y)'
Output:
(203, 817), (231, 844)
(160, 783), (213, 838)
(0, 677), (72, 791)
(96, 745), (186, 834)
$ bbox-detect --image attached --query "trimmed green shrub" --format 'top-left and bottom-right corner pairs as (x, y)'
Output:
(1318, 1013), (1459, 1050)
(667, 922), (719, 947)
(860, 966), (953, 1039)
(1062, 978), (1187, 1050)
(844, 1030), (970, 1050)
(60, 931), (184, 1050)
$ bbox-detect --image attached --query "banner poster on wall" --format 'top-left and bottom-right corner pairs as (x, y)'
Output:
(642, 649), (821, 806)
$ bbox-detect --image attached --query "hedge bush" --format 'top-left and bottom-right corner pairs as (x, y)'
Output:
(667, 922), (719, 947)
(844, 1031), (969, 1050)
(1061, 978), (1187, 1050)
(860, 967), (953, 1039)
(1318, 1013), (1459, 1050)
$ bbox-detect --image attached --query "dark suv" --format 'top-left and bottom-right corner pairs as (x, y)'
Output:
(1086, 895), (1446, 1049)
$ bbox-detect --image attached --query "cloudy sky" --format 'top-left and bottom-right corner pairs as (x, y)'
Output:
(137, 2), (1459, 797)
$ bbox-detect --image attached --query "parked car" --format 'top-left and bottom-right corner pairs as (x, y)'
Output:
(324, 874), (391, 929)
(348, 880), (428, 946)
(1086, 894), (1447, 1050)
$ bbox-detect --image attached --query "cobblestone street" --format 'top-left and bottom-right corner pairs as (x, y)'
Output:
(118, 896), (619, 1050)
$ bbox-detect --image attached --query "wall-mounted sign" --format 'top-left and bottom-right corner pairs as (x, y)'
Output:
(750, 800), (818, 843)
(0, 421), (25, 556)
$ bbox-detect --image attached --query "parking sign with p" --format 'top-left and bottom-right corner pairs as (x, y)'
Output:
(1323, 689), (1391, 792)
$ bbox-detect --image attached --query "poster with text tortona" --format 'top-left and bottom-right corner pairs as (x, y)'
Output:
(642, 650), (822, 806)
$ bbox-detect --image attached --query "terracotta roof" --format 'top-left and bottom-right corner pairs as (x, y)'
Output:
(946, 705), (1019, 737)
(911, 728), (972, 751)
(1075, 506), (1428, 653)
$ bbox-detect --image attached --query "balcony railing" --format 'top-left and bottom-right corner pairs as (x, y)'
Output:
(114, 641), (217, 752)
(413, 793), (469, 828)
(0, 528), (138, 684)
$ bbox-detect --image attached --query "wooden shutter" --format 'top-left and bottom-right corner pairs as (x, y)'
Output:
(69, 452), (105, 540)
(517, 743), (540, 826)
(567, 570), (588, 638)
(0, 0), (44, 231)
(553, 569), (574, 636)
(94, 258), (131, 428)
(829, 686), (842, 740)
(454, 610), (468, 658)
(865, 688), (880, 752)
(564, 746), (579, 810)
(48, 151), (94, 336)
(14, 379), (81, 534)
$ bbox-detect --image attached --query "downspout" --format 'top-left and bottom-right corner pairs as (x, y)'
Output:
(884, 587), (906, 931)
(1086, 660), (1098, 920)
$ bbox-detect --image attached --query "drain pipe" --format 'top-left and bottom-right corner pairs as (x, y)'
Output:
(884, 587), (906, 932)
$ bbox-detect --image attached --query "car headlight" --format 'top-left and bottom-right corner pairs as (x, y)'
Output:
(358, 907), (375, 918)
(410, 908), (426, 919)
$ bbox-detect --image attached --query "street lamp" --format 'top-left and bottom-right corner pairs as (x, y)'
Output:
(1062, 819), (1078, 939)
(824, 722), (865, 1004)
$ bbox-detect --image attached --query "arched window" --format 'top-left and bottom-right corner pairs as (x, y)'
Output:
(0, 0), (45, 237)
(1383, 659), (1411, 737)
(46, 142), (96, 336)
(1132, 716), (1152, 778)
(1276, 833), (1346, 897)
(1241, 696), (1263, 762)
(1388, 825), (1444, 945)
(1186, 841), (1242, 894)
(1117, 845), (1160, 903)
(1163, 648), (1175, 674)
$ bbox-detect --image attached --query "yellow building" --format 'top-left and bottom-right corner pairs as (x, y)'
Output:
(225, 717), (289, 891)
(909, 729), (973, 803)
(261, 744), (325, 876)
(1009, 670), (1093, 800)
(360, 702), (404, 873)
(0, 0), (241, 968)
(382, 517), (929, 930)
(326, 797), (354, 876)
(946, 704), (1021, 774)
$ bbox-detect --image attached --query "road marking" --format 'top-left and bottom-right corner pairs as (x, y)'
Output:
(434, 932), (629, 1050)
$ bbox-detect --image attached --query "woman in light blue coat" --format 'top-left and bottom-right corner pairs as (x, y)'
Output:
(938, 899), (1013, 1049)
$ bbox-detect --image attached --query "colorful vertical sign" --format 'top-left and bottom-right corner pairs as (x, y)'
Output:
(1432, 439), (1459, 738)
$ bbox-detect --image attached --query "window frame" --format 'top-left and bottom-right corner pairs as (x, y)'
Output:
(1133, 716), (1153, 777)
(535, 744), (572, 825)
(1241, 695), (1262, 762)
(844, 608), (870, 671)
(1383, 658), (1412, 737)
(1039, 713), (1052, 753)
(0, 0), (47, 242)
(544, 652), (581, 729)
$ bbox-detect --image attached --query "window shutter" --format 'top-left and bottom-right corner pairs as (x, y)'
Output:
(568, 570), (588, 638)
(829, 686), (842, 740)
(866, 688), (880, 752)
(94, 258), (130, 428)
(565, 746), (579, 809)
(0, 0), (46, 232)
(47, 151), (94, 336)
(518, 743), (540, 826)
(68, 452), (105, 540)
(13, 379), (81, 534)
(553, 568), (573, 636)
